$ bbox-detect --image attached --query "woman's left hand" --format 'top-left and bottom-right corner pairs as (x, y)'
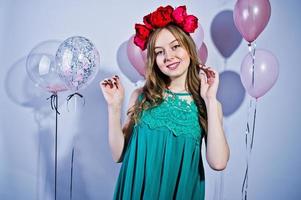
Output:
(198, 65), (219, 103)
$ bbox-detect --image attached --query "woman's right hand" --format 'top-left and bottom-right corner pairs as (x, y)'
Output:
(99, 75), (125, 108)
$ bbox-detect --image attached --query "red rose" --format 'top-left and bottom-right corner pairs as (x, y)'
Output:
(133, 5), (199, 50)
(135, 24), (150, 40)
(150, 5), (174, 28)
(182, 15), (198, 33)
(143, 13), (153, 29)
(172, 6), (187, 24)
(134, 35), (147, 50)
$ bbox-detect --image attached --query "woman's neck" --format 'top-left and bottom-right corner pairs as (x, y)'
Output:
(167, 76), (188, 93)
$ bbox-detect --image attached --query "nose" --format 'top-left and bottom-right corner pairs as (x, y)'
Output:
(164, 49), (174, 63)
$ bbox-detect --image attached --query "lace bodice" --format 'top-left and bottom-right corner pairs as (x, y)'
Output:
(139, 90), (202, 143)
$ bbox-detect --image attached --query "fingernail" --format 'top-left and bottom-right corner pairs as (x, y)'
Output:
(114, 82), (118, 89)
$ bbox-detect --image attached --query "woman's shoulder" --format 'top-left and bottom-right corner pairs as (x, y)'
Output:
(132, 87), (143, 98)
(128, 87), (143, 106)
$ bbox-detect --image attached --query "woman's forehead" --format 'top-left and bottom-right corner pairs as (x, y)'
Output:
(155, 29), (178, 47)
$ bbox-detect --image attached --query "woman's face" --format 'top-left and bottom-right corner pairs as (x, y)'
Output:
(154, 29), (191, 80)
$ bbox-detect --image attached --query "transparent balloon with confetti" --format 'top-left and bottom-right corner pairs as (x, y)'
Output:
(55, 36), (100, 109)
(55, 36), (100, 92)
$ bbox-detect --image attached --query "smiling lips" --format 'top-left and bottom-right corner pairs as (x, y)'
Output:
(166, 62), (180, 70)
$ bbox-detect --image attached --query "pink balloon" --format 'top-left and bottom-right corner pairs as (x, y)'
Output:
(234, 0), (271, 43)
(240, 49), (279, 99)
(141, 49), (147, 64)
(127, 35), (146, 76)
(198, 42), (208, 64)
(191, 23), (204, 49)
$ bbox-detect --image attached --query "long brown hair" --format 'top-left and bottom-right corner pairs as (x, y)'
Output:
(127, 24), (208, 139)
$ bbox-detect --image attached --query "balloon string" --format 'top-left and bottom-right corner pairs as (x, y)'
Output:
(241, 98), (251, 200)
(47, 93), (59, 200)
(55, 94), (58, 200)
(251, 98), (257, 151)
(248, 42), (257, 88)
(241, 164), (249, 200)
(70, 147), (75, 200)
(66, 92), (85, 111)
(242, 98), (257, 200)
(47, 93), (60, 115)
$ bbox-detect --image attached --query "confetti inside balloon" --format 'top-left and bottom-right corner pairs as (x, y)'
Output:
(55, 36), (100, 91)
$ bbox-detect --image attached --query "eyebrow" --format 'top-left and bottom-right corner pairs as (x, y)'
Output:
(154, 39), (178, 49)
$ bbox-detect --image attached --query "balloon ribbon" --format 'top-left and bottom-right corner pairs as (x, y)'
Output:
(242, 98), (257, 200)
(47, 93), (60, 200)
(66, 92), (85, 111)
(248, 42), (257, 88)
(70, 147), (75, 200)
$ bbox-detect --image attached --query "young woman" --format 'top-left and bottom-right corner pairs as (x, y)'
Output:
(100, 5), (229, 199)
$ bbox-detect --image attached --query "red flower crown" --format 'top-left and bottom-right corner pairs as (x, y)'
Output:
(134, 5), (199, 50)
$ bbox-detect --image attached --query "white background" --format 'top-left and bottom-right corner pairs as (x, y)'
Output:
(0, 0), (300, 199)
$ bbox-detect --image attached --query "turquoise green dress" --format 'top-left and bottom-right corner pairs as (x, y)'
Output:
(113, 90), (205, 199)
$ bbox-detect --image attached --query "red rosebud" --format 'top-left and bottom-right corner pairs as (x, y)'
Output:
(143, 13), (153, 29)
(172, 6), (187, 24)
(134, 35), (147, 50)
(132, 5), (199, 50)
(135, 24), (150, 40)
(182, 15), (198, 33)
(150, 5), (174, 28)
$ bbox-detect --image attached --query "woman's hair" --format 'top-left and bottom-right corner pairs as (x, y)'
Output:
(126, 24), (208, 139)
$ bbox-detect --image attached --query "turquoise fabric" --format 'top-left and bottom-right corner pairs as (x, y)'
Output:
(113, 90), (205, 200)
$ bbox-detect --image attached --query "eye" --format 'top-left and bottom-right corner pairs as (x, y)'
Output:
(155, 50), (164, 56)
(172, 44), (181, 50)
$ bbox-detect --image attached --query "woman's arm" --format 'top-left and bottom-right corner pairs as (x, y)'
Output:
(100, 75), (142, 163)
(107, 104), (124, 163)
(205, 98), (230, 170)
(107, 87), (142, 163)
(198, 66), (230, 171)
